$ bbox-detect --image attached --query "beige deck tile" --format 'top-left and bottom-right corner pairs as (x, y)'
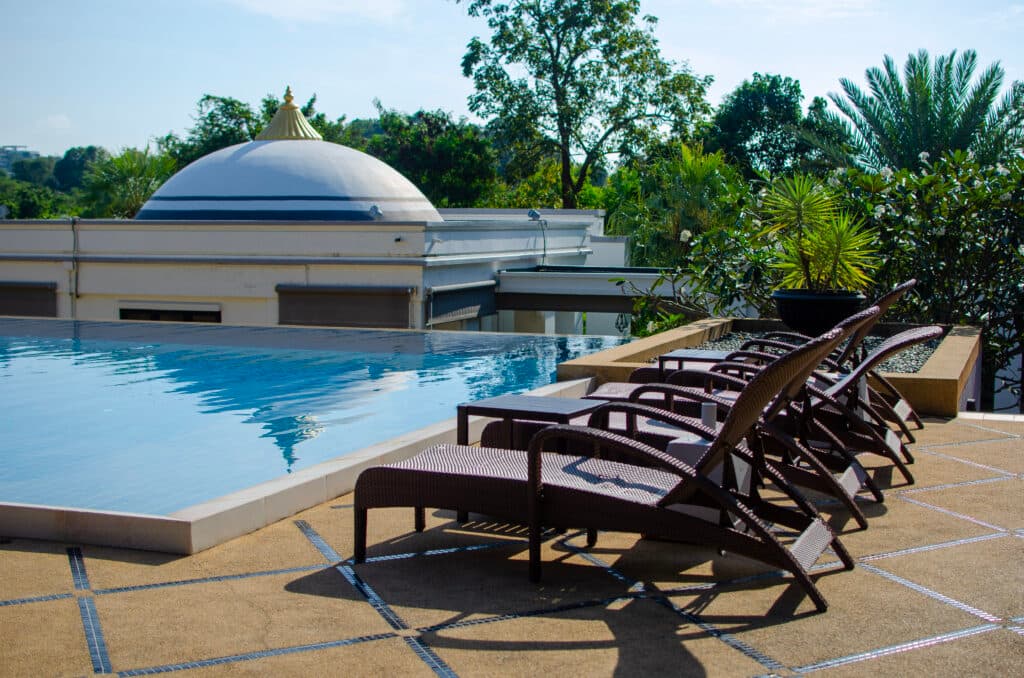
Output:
(971, 418), (1024, 435)
(825, 491), (994, 558)
(0, 597), (93, 677)
(867, 535), (1023, 621)
(424, 596), (770, 677)
(890, 445), (1013, 487)
(96, 570), (398, 670)
(919, 438), (1024, 475)
(814, 626), (1024, 677)
(83, 515), (329, 590)
(152, 638), (435, 677)
(0, 539), (76, 600)
(301, 499), (539, 564)
(902, 476), (1023, 531)
(354, 537), (630, 631)
(681, 568), (985, 668)
(910, 418), (1014, 447)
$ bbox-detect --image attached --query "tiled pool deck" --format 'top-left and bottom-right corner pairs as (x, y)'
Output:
(2, 413), (1021, 676)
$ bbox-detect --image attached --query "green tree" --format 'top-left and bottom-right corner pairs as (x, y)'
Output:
(837, 153), (1024, 411)
(705, 73), (804, 177)
(12, 156), (58, 188)
(53, 146), (109, 192)
(0, 173), (72, 218)
(82, 148), (176, 218)
(823, 49), (1024, 171)
(459, 0), (711, 208)
(365, 105), (498, 207)
(158, 95), (259, 168)
(608, 142), (747, 268)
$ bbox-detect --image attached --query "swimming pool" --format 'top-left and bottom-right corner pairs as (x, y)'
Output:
(0, 318), (624, 515)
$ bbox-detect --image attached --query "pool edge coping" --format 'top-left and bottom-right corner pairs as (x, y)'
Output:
(0, 378), (595, 555)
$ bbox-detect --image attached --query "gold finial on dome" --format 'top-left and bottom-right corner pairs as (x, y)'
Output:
(255, 86), (322, 141)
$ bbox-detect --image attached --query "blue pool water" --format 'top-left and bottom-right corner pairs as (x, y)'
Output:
(0, 319), (624, 515)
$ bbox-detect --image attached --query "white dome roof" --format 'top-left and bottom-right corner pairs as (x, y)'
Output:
(136, 139), (441, 222)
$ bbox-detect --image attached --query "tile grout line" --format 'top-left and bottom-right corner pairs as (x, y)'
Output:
(560, 534), (789, 674)
(859, 532), (1010, 562)
(913, 447), (1019, 475)
(896, 494), (1009, 532)
(115, 633), (399, 676)
(858, 562), (1002, 623)
(293, 520), (459, 678)
(92, 564), (326, 595)
(898, 475), (1015, 495)
(67, 547), (114, 674)
(792, 624), (1001, 673)
(0, 592), (75, 607)
(78, 596), (113, 674)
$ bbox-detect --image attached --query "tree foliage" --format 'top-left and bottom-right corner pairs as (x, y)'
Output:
(12, 156), (58, 188)
(53, 146), (109, 192)
(82, 148), (176, 218)
(158, 95), (260, 169)
(608, 142), (747, 268)
(835, 153), (1024, 410)
(823, 49), (1024, 171)
(365, 104), (497, 207)
(459, 0), (711, 208)
(0, 173), (72, 218)
(705, 74), (804, 177)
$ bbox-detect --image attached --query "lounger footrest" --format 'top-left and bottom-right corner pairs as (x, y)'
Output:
(789, 519), (833, 571)
(838, 463), (869, 496)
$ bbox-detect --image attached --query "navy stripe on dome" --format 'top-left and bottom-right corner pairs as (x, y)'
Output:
(136, 209), (396, 221)
(147, 195), (430, 202)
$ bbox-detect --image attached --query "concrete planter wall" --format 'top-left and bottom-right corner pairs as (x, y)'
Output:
(558, 318), (982, 418)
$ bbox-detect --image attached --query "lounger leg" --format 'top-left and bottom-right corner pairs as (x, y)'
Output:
(354, 507), (367, 564)
(456, 510), (469, 523)
(586, 528), (597, 547)
(415, 506), (425, 532)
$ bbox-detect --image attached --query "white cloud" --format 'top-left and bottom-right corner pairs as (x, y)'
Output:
(221, 0), (406, 23)
(41, 114), (72, 131)
(711, 0), (879, 21)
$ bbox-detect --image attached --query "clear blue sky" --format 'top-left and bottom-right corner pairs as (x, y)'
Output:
(4, 0), (1022, 157)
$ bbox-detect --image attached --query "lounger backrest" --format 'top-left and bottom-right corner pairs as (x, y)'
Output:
(835, 279), (917, 367)
(659, 326), (846, 508)
(764, 306), (881, 419)
(827, 325), (944, 399)
(712, 326), (846, 454)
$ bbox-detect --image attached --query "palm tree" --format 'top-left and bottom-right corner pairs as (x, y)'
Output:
(824, 49), (1023, 171)
(83, 148), (176, 218)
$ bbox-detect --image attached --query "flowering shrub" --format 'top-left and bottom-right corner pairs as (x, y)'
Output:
(837, 152), (1024, 410)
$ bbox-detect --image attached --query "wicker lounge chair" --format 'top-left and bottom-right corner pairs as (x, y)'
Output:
(353, 328), (852, 612)
(626, 308), (885, 529)
(743, 280), (923, 441)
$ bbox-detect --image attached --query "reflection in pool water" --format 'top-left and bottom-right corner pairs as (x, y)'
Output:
(0, 319), (625, 515)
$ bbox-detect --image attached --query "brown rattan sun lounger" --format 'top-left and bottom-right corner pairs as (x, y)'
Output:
(353, 328), (853, 612)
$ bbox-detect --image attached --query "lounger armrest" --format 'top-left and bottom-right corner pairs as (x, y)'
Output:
(629, 383), (736, 412)
(587, 401), (718, 442)
(723, 349), (778, 365)
(741, 338), (801, 353)
(526, 424), (698, 478)
(763, 331), (812, 342)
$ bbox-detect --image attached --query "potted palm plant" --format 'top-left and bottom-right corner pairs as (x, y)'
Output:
(760, 175), (879, 335)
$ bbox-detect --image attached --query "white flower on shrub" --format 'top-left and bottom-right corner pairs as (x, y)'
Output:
(678, 229), (692, 242)
(873, 205), (886, 218)
(996, 163), (1010, 176)
(880, 167), (894, 179)
(919, 151), (930, 162)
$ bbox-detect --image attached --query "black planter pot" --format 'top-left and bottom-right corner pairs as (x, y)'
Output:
(771, 289), (867, 337)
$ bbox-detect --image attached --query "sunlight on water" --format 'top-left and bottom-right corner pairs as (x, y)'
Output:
(0, 319), (624, 514)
